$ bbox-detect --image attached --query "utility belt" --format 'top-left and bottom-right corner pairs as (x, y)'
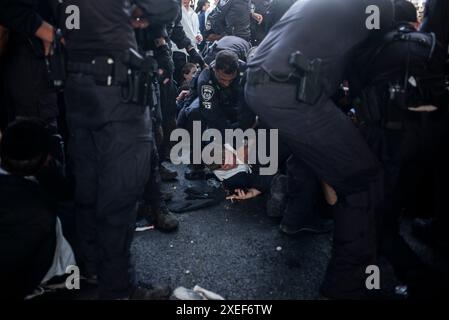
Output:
(67, 48), (158, 106)
(247, 51), (323, 105)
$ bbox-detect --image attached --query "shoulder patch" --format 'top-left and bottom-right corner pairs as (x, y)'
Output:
(201, 85), (215, 102)
(219, 0), (230, 7)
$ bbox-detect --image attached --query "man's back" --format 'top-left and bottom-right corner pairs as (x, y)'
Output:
(62, 0), (137, 59)
(248, 0), (395, 95)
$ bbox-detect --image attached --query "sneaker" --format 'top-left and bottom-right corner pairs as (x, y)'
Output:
(131, 285), (171, 300)
(135, 217), (155, 232)
(160, 165), (178, 181)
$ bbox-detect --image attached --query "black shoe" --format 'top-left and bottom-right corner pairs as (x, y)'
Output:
(185, 165), (205, 180)
(137, 202), (179, 232)
(150, 205), (179, 232)
(266, 174), (287, 218)
(280, 217), (333, 235)
(160, 165), (178, 181)
(412, 218), (449, 251)
(131, 285), (171, 300)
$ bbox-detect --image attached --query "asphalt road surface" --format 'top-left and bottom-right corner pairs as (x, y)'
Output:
(41, 163), (448, 300)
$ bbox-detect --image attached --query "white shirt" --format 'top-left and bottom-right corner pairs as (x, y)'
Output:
(172, 5), (201, 54)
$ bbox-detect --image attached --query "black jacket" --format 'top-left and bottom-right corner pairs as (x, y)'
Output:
(59, 0), (179, 61)
(0, 0), (44, 36)
(208, 0), (252, 41)
(0, 174), (56, 299)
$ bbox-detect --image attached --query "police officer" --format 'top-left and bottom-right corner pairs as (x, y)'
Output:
(204, 35), (251, 65)
(352, 0), (449, 298)
(61, 0), (180, 299)
(207, 0), (252, 42)
(245, 0), (394, 298)
(137, 11), (205, 163)
(411, 0), (449, 253)
(178, 50), (255, 179)
(194, 50), (254, 134)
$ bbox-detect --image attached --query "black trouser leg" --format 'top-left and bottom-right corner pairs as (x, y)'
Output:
(65, 74), (152, 299)
(282, 155), (320, 227)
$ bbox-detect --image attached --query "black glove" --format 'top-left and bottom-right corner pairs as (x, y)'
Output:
(188, 47), (206, 69)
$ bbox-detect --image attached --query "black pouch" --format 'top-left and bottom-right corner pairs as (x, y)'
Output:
(289, 51), (323, 105)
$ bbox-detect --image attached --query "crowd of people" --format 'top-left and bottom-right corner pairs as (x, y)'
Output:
(0, 0), (448, 300)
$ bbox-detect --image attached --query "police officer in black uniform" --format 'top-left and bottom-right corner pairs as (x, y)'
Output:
(207, 0), (252, 42)
(178, 50), (255, 179)
(61, 0), (180, 299)
(411, 0), (449, 253)
(245, 0), (394, 298)
(204, 35), (251, 64)
(197, 51), (253, 134)
(351, 0), (449, 298)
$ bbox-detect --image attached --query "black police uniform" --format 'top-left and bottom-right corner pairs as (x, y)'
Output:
(195, 66), (254, 134)
(204, 36), (251, 65)
(245, 0), (395, 298)
(61, 0), (179, 299)
(208, 0), (252, 42)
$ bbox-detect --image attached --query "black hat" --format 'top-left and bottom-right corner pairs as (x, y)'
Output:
(0, 119), (51, 174)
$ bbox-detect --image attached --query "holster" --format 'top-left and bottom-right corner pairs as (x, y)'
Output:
(67, 48), (158, 106)
(289, 51), (323, 105)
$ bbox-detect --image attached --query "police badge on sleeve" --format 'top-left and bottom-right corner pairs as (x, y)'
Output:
(219, 0), (230, 7)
